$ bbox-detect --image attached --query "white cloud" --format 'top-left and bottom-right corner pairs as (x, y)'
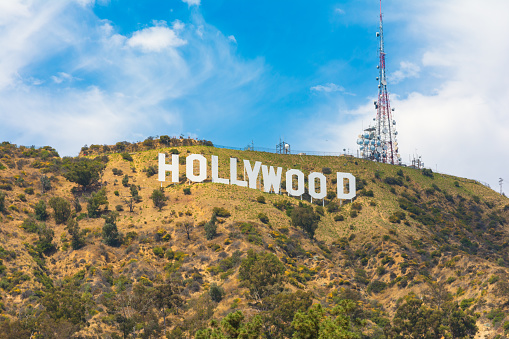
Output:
(335, 8), (345, 15)
(305, 0), (509, 190)
(0, 1), (265, 156)
(389, 61), (420, 84)
(228, 35), (237, 43)
(182, 0), (200, 6)
(310, 83), (345, 93)
(127, 25), (187, 52)
(51, 72), (74, 84)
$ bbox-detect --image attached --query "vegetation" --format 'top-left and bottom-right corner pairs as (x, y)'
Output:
(0, 140), (506, 338)
(48, 197), (71, 224)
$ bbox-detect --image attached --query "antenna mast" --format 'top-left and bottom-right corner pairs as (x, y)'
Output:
(357, 0), (401, 164)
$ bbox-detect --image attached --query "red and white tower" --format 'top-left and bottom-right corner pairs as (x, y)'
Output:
(358, 0), (401, 164)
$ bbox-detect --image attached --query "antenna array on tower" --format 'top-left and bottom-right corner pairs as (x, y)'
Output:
(357, 0), (401, 165)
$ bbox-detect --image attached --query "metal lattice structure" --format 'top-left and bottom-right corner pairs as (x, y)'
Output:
(358, 0), (401, 165)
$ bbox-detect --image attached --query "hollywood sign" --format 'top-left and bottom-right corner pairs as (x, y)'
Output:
(158, 153), (356, 200)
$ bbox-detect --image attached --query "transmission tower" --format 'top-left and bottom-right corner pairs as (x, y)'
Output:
(357, 0), (401, 165)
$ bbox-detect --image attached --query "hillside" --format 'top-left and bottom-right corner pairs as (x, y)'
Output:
(0, 139), (508, 338)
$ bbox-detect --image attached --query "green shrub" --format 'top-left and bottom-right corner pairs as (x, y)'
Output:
(209, 283), (224, 302)
(334, 215), (344, 222)
(368, 280), (387, 293)
(122, 174), (129, 187)
(49, 197), (71, 224)
(213, 207), (231, 217)
(256, 195), (266, 204)
(87, 188), (108, 218)
(34, 200), (49, 221)
(326, 201), (339, 213)
(205, 213), (218, 240)
(150, 189), (167, 211)
(121, 153), (133, 161)
(258, 213), (269, 224)
(24, 187), (34, 195)
(102, 215), (122, 247)
(384, 177), (404, 186)
(153, 247), (165, 258)
(421, 168), (434, 178)
(350, 210), (358, 218)
(290, 204), (320, 239)
(183, 187), (191, 195)
(315, 206), (324, 216)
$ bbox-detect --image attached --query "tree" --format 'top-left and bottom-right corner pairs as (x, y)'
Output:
(63, 158), (105, 191)
(34, 199), (49, 221)
(160, 135), (170, 145)
(239, 250), (285, 301)
(122, 174), (129, 187)
(292, 302), (361, 339)
(290, 204), (320, 239)
(87, 188), (108, 217)
(179, 220), (194, 240)
(48, 197), (71, 224)
(40, 175), (51, 193)
(66, 218), (85, 250)
(102, 214), (122, 246)
(204, 213), (218, 240)
(389, 294), (477, 339)
(154, 278), (184, 336)
(261, 291), (313, 338)
(35, 223), (56, 255)
(209, 283), (224, 303)
(150, 189), (167, 211)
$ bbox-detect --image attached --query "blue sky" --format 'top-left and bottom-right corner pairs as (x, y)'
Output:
(0, 0), (508, 193)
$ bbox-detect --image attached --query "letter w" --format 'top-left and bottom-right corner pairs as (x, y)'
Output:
(261, 165), (282, 193)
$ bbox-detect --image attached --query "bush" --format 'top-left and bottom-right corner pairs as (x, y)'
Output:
(204, 214), (218, 240)
(21, 217), (39, 233)
(209, 283), (224, 302)
(213, 207), (231, 218)
(350, 210), (358, 218)
(322, 167), (332, 175)
(326, 201), (339, 213)
(239, 249), (285, 299)
(121, 153), (133, 161)
(87, 188), (108, 218)
(49, 197), (71, 224)
(33, 200), (48, 221)
(183, 187), (191, 195)
(115, 205), (123, 212)
(256, 195), (266, 204)
(66, 218), (86, 250)
(384, 177), (403, 186)
(122, 174), (129, 187)
(334, 215), (344, 221)
(422, 168), (434, 178)
(63, 158), (105, 191)
(144, 165), (157, 177)
(368, 280), (387, 293)
(258, 213), (269, 224)
(24, 187), (34, 195)
(102, 215), (122, 247)
(315, 206), (324, 216)
(153, 247), (165, 258)
(150, 189), (167, 211)
(290, 205), (320, 239)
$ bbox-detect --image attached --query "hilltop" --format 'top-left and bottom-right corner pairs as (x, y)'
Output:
(0, 138), (508, 338)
